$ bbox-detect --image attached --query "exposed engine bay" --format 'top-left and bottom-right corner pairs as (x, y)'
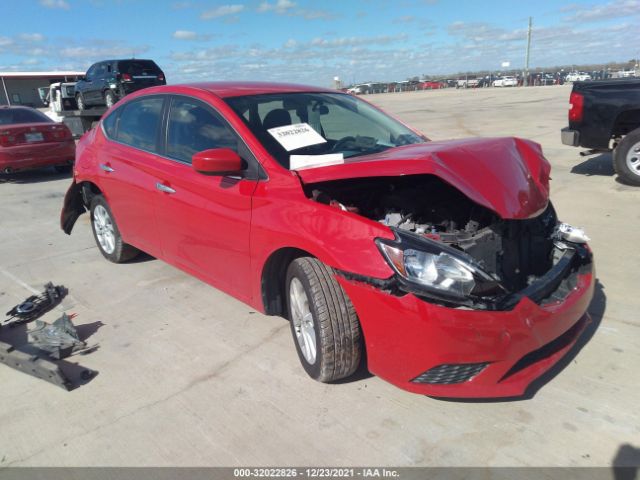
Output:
(306, 175), (591, 307)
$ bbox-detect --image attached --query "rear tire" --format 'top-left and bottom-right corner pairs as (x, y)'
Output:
(286, 257), (362, 383)
(613, 128), (640, 186)
(104, 90), (116, 108)
(76, 94), (86, 111)
(90, 195), (139, 263)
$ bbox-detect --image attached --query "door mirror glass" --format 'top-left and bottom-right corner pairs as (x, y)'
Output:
(193, 148), (243, 175)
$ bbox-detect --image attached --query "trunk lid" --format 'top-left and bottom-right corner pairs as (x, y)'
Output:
(0, 122), (72, 147)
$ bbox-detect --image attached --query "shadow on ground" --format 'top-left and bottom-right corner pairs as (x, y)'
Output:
(434, 279), (606, 403)
(613, 444), (640, 479)
(0, 167), (71, 184)
(570, 153), (614, 177)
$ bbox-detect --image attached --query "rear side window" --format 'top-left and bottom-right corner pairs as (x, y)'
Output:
(166, 97), (238, 164)
(115, 97), (164, 152)
(102, 110), (118, 139)
(0, 108), (52, 125)
(117, 60), (162, 76)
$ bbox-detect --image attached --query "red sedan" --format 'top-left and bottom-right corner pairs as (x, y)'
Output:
(0, 106), (75, 174)
(421, 81), (445, 90)
(61, 82), (594, 398)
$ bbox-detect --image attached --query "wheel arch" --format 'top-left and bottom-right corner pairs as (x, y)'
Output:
(261, 247), (314, 316)
(611, 109), (640, 139)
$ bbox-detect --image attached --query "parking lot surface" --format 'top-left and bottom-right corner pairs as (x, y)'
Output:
(0, 85), (638, 467)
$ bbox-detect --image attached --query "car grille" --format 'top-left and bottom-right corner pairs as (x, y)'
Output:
(411, 362), (489, 384)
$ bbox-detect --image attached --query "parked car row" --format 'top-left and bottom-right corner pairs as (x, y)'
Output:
(346, 80), (447, 94)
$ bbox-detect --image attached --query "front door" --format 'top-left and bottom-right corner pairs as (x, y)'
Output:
(152, 95), (258, 301)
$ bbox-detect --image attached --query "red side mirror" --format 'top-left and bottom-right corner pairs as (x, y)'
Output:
(192, 148), (243, 175)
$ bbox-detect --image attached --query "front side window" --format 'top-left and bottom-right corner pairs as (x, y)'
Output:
(224, 92), (426, 169)
(166, 97), (238, 164)
(115, 97), (163, 152)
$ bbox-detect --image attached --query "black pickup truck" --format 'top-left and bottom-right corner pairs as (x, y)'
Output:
(561, 78), (640, 185)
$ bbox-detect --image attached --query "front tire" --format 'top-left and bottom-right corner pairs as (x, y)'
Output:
(286, 257), (362, 383)
(90, 195), (139, 263)
(613, 128), (640, 186)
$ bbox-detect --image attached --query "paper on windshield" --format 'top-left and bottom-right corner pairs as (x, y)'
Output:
(267, 123), (327, 152)
(290, 153), (344, 170)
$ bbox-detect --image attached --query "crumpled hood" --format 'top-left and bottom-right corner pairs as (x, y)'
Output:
(295, 137), (551, 219)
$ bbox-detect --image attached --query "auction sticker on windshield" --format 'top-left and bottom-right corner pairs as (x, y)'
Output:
(267, 123), (327, 151)
(290, 153), (344, 170)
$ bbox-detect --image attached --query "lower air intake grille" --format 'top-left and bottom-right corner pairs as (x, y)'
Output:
(411, 362), (489, 384)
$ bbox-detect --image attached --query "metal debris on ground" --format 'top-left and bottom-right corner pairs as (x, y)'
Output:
(3, 282), (68, 327)
(1, 283), (98, 390)
(28, 313), (93, 360)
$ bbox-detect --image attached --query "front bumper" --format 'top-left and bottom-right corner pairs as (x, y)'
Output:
(0, 140), (75, 171)
(561, 127), (580, 147)
(337, 257), (594, 398)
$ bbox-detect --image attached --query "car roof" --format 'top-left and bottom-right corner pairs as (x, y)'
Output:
(177, 81), (336, 98)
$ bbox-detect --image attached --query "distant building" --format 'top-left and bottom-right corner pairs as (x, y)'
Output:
(0, 71), (84, 107)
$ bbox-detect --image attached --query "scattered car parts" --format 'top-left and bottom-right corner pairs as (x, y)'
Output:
(1, 283), (97, 390)
(4, 282), (68, 327)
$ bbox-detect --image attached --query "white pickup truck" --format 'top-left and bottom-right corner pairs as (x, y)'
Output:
(40, 82), (106, 138)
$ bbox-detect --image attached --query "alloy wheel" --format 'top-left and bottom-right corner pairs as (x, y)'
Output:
(289, 277), (317, 365)
(93, 205), (116, 254)
(626, 141), (640, 177)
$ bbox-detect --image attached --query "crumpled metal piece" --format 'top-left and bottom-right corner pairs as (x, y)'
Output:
(4, 282), (68, 327)
(557, 223), (590, 244)
(28, 313), (88, 360)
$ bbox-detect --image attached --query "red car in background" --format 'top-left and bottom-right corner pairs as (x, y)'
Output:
(61, 82), (594, 398)
(0, 106), (75, 174)
(421, 81), (445, 90)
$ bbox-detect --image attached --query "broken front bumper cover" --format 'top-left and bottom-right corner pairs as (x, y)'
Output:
(335, 244), (595, 398)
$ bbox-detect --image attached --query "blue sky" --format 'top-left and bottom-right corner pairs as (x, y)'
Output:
(1, 0), (639, 85)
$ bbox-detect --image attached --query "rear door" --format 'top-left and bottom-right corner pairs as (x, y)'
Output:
(151, 95), (259, 300)
(95, 95), (166, 256)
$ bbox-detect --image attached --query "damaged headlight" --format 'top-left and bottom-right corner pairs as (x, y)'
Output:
(376, 231), (502, 302)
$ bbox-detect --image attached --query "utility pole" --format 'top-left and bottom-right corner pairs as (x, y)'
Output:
(524, 16), (532, 86)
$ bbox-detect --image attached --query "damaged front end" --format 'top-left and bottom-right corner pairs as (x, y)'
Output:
(307, 175), (593, 310)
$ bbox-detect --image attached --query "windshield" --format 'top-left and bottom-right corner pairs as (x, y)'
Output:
(117, 60), (162, 75)
(224, 92), (426, 169)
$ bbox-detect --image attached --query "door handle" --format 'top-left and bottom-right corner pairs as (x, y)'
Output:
(100, 163), (114, 172)
(156, 182), (176, 194)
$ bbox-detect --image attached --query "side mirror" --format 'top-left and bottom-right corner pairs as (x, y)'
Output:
(192, 148), (243, 176)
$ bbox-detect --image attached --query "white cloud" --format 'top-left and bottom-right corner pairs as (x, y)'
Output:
(200, 4), (245, 19)
(257, 0), (333, 19)
(172, 30), (212, 41)
(258, 0), (296, 13)
(563, 0), (640, 22)
(19, 33), (45, 42)
(39, 0), (70, 9)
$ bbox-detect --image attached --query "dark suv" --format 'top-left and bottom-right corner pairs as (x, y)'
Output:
(74, 59), (166, 110)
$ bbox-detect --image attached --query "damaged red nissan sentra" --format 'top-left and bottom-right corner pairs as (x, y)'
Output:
(61, 82), (594, 398)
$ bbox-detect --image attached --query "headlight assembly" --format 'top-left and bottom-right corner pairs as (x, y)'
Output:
(376, 231), (503, 302)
